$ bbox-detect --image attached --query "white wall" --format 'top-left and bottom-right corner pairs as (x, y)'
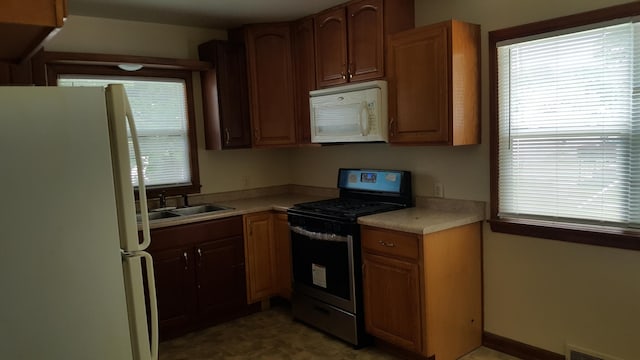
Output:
(291, 0), (640, 358)
(45, 16), (293, 194)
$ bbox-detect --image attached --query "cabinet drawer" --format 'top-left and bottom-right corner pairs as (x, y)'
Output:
(361, 226), (419, 260)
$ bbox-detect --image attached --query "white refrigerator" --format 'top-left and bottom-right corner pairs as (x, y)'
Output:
(0, 85), (159, 360)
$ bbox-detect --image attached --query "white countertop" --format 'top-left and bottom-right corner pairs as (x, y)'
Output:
(142, 190), (486, 234)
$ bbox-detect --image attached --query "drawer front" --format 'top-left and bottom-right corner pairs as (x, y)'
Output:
(361, 226), (419, 260)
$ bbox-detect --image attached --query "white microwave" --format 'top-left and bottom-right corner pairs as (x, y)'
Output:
(309, 80), (388, 143)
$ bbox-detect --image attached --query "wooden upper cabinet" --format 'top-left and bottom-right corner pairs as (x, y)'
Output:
(0, 0), (67, 63)
(245, 23), (297, 147)
(347, 0), (384, 83)
(314, 7), (348, 87)
(388, 20), (480, 145)
(292, 17), (317, 145)
(314, 0), (414, 88)
(198, 39), (252, 150)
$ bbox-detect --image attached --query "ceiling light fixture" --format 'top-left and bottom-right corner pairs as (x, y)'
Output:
(117, 63), (143, 71)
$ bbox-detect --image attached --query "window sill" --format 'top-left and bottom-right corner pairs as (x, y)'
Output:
(488, 218), (640, 251)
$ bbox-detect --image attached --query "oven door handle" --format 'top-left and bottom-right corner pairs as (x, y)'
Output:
(289, 225), (350, 243)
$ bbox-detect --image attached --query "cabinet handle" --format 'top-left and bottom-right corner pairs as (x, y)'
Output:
(341, 64), (347, 80)
(182, 251), (189, 270)
(197, 248), (202, 266)
(389, 118), (396, 137)
(348, 63), (353, 79)
(224, 128), (230, 145)
(378, 240), (396, 248)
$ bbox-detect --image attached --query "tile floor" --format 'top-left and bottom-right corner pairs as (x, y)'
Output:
(159, 306), (520, 360)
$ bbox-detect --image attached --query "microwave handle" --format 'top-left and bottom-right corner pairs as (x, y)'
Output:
(359, 101), (370, 136)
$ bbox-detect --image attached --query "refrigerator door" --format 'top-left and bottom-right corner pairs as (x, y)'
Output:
(106, 84), (158, 360)
(105, 84), (151, 252)
(0, 87), (134, 360)
(123, 251), (158, 360)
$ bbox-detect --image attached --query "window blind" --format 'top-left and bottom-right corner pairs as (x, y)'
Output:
(58, 76), (191, 188)
(497, 21), (640, 227)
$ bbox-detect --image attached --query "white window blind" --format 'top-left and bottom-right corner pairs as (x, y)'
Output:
(58, 76), (191, 188)
(497, 20), (640, 227)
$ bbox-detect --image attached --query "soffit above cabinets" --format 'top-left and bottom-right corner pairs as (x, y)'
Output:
(67, 0), (347, 28)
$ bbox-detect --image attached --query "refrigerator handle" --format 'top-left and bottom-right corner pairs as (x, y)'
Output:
(124, 94), (152, 250)
(141, 251), (159, 360)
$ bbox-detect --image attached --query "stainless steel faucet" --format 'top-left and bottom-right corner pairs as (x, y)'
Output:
(158, 192), (166, 208)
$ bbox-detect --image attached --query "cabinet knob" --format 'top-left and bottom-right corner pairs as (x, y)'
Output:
(348, 63), (353, 79)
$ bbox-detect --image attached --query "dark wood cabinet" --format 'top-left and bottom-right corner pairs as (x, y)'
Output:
(0, 50), (46, 85)
(151, 246), (197, 338)
(292, 17), (316, 145)
(314, 0), (414, 88)
(0, 0), (67, 63)
(245, 23), (297, 147)
(387, 20), (480, 145)
(146, 216), (257, 340)
(198, 40), (252, 149)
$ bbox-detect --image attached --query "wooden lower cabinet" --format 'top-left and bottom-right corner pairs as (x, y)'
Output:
(146, 216), (257, 340)
(363, 253), (422, 353)
(243, 211), (292, 303)
(362, 222), (482, 360)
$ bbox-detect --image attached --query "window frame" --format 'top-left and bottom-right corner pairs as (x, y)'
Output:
(47, 62), (201, 198)
(489, 1), (640, 251)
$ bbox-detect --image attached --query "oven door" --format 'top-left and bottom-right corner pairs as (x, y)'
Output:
(290, 224), (356, 313)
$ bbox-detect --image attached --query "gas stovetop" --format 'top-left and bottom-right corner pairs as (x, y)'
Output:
(290, 197), (405, 221)
(288, 168), (413, 222)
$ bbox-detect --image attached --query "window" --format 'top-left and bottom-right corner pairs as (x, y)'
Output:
(48, 62), (200, 196)
(489, 3), (640, 250)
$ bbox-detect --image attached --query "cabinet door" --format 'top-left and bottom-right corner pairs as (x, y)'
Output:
(314, 7), (348, 87)
(273, 212), (292, 299)
(199, 40), (251, 149)
(152, 247), (197, 340)
(243, 212), (277, 303)
(292, 17), (316, 145)
(347, 0), (384, 82)
(388, 24), (450, 144)
(362, 252), (422, 353)
(245, 23), (297, 147)
(195, 236), (249, 324)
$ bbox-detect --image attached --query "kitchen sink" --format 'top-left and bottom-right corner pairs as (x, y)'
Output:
(137, 203), (233, 223)
(136, 211), (181, 222)
(170, 204), (232, 216)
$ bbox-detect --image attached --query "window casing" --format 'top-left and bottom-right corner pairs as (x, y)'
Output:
(48, 64), (200, 197)
(489, 2), (640, 250)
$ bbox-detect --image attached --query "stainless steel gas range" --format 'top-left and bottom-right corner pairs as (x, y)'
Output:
(287, 168), (413, 347)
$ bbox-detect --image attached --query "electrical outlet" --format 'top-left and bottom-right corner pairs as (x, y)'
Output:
(434, 183), (444, 198)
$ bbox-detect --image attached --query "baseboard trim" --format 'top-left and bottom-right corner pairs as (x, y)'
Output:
(483, 332), (564, 360)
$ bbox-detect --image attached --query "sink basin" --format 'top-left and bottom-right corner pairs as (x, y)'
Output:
(170, 204), (233, 216)
(137, 211), (181, 222)
(137, 204), (233, 223)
